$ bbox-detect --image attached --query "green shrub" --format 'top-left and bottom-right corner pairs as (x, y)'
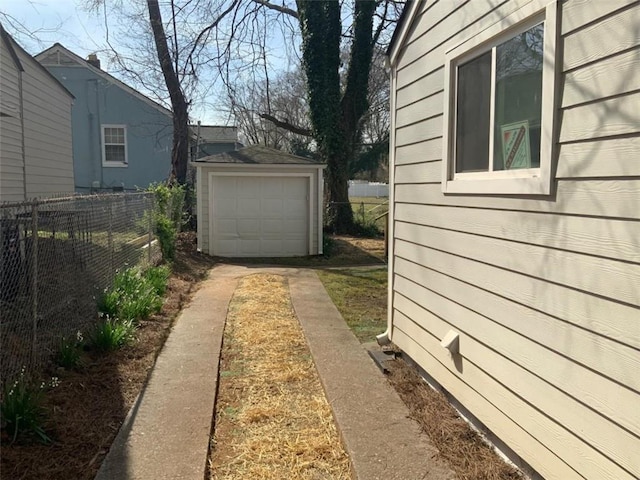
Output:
(143, 265), (171, 296)
(149, 182), (186, 230)
(1, 369), (57, 444)
(89, 317), (135, 352)
(351, 218), (383, 238)
(55, 332), (84, 369)
(148, 183), (185, 262)
(98, 267), (163, 322)
(155, 214), (177, 261)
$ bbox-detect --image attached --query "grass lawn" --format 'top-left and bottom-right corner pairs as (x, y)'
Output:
(316, 267), (387, 343)
(350, 197), (388, 228)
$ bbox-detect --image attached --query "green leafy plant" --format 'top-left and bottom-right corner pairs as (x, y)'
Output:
(352, 218), (383, 238)
(55, 332), (84, 369)
(155, 215), (177, 261)
(89, 317), (136, 352)
(147, 183), (186, 262)
(1, 369), (57, 444)
(98, 267), (163, 322)
(143, 265), (171, 296)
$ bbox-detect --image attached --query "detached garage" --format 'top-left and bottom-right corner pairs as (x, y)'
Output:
(194, 145), (326, 257)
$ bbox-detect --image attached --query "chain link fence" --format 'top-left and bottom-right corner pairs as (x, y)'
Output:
(1, 193), (161, 384)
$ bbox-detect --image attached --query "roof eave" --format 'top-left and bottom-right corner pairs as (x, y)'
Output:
(387, 0), (422, 66)
(35, 44), (171, 117)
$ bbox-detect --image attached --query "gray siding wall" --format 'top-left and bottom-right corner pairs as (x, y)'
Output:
(197, 164), (322, 256)
(0, 39), (74, 201)
(0, 37), (24, 202)
(390, 1), (640, 479)
(44, 65), (173, 193)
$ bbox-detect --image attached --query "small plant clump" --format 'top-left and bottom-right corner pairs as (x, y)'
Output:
(99, 267), (165, 322)
(55, 331), (84, 369)
(89, 317), (136, 352)
(143, 265), (171, 296)
(1, 368), (58, 444)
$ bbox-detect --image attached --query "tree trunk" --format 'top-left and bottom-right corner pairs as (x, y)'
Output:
(297, 0), (376, 233)
(325, 150), (353, 232)
(147, 0), (190, 184)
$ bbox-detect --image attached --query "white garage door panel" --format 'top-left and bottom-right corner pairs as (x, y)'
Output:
(211, 175), (309, 257)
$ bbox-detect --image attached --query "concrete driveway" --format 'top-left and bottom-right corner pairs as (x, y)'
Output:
(95, 264), (454, 480)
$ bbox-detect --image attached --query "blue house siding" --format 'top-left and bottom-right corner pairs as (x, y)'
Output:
(37, 47), (173, 193)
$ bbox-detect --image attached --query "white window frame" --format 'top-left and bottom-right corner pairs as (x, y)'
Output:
(101, 124), (128, 167)
(442, 0), (559, 195)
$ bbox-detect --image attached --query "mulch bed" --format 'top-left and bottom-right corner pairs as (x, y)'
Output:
(0, 232), (217, 480)
(385, 356), (523, 480)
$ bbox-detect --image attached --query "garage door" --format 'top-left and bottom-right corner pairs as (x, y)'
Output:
(210, 176), (309, 257)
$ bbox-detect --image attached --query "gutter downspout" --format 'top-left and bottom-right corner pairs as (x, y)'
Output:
(376, 56), (396, 347)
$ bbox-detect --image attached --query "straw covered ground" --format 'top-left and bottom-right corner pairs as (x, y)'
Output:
(209, 274), (352, 480)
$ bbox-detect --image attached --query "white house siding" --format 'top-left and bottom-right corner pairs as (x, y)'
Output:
(0, 35), (24, 202)
(390, 1), (640, 480)
(0, 35), (73, 202)
(196, 164), (322, 255)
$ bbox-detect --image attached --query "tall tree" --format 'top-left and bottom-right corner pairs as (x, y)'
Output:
(296, 0), (376, 231)
(146, 0), (189, 184)
(244, 0), (395, 232)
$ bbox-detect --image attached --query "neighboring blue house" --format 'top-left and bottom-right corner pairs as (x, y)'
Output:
(35, 44), (173, 193)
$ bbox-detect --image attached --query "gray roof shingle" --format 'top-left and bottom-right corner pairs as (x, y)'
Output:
(195, 145), (324, 165)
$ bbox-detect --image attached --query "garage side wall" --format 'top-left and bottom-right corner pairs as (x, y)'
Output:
(390, 1), (640, 479)
(196, 165), (322, 256)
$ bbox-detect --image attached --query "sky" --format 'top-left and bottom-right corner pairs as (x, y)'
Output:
(1, 0), (228, 124)
(2, 0), (109, 59)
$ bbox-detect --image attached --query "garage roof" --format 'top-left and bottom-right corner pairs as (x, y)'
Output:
(195, 145), (324, 165)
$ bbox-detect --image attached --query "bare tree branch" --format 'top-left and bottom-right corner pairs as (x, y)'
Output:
(252, 0), (298, 19)
(259, 113), (313, 137)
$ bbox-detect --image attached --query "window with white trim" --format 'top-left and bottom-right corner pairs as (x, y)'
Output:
(102, 125), (128, 166)
(442, 0), (558, 194)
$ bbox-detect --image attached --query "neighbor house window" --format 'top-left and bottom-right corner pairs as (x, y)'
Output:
(442, 0), (558, 194)
(102, 125), (128, 167)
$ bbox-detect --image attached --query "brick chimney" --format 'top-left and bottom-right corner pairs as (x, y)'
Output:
(87, 53), (101, 69)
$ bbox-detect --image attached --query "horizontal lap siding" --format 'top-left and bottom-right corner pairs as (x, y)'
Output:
(0, 41), (24, 201)
(16, 47), (74, 199)
(391, 1), (640, 479)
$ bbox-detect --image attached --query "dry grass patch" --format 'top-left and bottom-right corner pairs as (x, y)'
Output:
(209, 274), (351, 480)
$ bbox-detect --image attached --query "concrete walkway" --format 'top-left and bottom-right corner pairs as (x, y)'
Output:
(96, 264), (454, 480)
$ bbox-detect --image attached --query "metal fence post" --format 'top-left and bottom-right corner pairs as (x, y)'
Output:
(148, 194), (153, 265)
(31, 201), (38, 368)
(108, 198), (114, 278)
